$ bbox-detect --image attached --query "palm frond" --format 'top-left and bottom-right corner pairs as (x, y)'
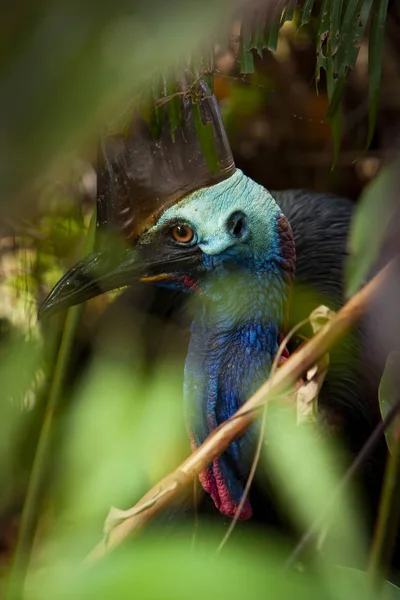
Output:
(143, 0), (389, 168)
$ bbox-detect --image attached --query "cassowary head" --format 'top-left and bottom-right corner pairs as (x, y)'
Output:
(40, 82), (295, 319)
(39, 82), (295, 520)
(40, 171), (294, 319)
(144, 170), (295, 316)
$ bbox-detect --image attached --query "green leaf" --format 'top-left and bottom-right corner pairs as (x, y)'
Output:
(261, 404), (367, 570)
(239, 49), (255, 74)
(166, 80), (183, 142)
(315, 0), (332, 86)
(335, 566), (400, 599)
(240, 19), (255, 73)
(149, 75), (165, 140)
(384, 580), (400, 599)
(300, 0), (315, 26)
(281, 0), (297, 25)
(265, 8), (282, 52)
(192, 100), (219, 174)
(251, 10), (268, 58)
(335, 0), (371, 71)
(191, 48), (215, 93)
(325, 0), (374, 119)
(345, 164), (397, 297)
(327, 0), (343, 64)
(329, 105), (342, 167)
(379, 352), (400, 454)
(1, 0), (233, 214)
(367, 0), (389, 149)
(325, 75), (347, 120)
(326, 7), (343, 167)
(29, 533), (327, 600)
(266, 21), (281, 51)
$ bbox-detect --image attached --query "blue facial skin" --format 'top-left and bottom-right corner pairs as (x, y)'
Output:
(148, 169), (294, 515)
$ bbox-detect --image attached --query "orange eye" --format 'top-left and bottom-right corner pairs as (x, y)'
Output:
(171, 224), (194, 243)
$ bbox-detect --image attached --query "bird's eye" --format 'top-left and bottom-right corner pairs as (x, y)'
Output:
(171, 224), (194, 244)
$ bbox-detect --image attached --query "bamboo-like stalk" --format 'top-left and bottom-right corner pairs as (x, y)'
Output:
(83, 261), (392, 567)
(367, 414), (400, 588)
(6, 214), (96, 600)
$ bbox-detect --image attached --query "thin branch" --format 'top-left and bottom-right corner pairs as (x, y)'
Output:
(367, 410), (400, 588)
(82, 262), (392, 567)
(285, 396), (400, 570)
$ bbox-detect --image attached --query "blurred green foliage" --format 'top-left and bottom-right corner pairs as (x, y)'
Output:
(379, 352), (400, 455)
(345, 163), (397, 297)
(0, 1), (399, 599)
(0, 0), (233, 217)
(0, 0), (391, 217)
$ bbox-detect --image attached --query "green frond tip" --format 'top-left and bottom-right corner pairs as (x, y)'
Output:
(300, 0), (315, 26)
(329, 108), (342, 169)
(314, 0), (374, 122)
(265, 14), (282, 51)
(240, 50), (255, 74)
(240, 19), (255, 73)
(367, 0), (389, 149)
(251, 10), (268, 58)
(280, 0), (296, 25)
(148, 75), (165, 140)
(166, 82), (183, 142)
(315, 0), (331, 87)
(192, 99), (219, 174)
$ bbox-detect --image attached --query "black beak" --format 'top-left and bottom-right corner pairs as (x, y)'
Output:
(38, 237), (204, 319)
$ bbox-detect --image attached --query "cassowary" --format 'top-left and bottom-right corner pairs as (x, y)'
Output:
(39, 82), (390, 565)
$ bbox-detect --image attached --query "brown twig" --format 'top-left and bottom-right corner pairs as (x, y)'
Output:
(82, 262), (391, 567)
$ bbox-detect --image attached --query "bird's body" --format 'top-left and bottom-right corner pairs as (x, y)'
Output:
(39, 81), (394, 572)
(149, 171), (296, 518)
(66, 177), (386, 542)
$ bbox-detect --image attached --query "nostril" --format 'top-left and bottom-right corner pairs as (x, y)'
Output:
(227, 211), (247, 239)
(233, 220), (243, 237)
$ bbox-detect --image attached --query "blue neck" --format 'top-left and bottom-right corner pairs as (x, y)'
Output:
(146, 169), (296, 517)
(184, 274), (286, 517)
(185, 311), (279, 441)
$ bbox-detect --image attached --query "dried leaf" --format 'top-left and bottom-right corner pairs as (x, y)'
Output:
(309, 305), (336, 333)
(104, 489), (165, 538)
(296, 305), (334, 424)
(296, 354), (329, 425)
